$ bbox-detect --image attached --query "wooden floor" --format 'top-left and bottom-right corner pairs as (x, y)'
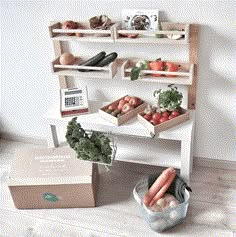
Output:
(0, 138), (235, 237)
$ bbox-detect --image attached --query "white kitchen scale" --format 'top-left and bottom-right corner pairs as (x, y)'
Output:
(60, 86), (89, 117)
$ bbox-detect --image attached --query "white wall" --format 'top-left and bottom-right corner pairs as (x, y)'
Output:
(1, 0), (235, 161)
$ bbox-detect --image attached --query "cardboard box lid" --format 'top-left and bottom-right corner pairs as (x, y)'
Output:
(8, 147), (94, 186)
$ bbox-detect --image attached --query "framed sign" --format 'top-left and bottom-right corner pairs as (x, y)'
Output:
(122, 9), (159, 31)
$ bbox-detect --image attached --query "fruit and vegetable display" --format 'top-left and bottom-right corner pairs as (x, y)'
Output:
(138, 85), (189, 133)
(130, 59), (179, 81)
(66, 117), (116, 164)
(103, 96), (144, 118)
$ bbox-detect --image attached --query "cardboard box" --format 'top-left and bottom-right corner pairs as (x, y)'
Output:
(138, 107), (190, 134)
(8, 147), (98, 209)
(99, 95), (147, 126)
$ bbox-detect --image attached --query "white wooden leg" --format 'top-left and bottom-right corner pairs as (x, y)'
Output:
(180, 136), (193, 185)
(47, 124), (59, 148)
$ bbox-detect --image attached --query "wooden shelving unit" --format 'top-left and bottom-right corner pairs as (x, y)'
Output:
(46, 19), (199, 182)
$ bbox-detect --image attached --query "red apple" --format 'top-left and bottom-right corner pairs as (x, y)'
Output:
(143, 114), (152, 121)
(160, 116), (169, 123)
(129, 96), (142, 107)
(108, 104), (117, 111)
(124, 95), (131, 102)
(162, 111), (170, 118)
(152, 112), (161, 121)
(118, 99), (126, 110)
(122, 103), (134, 114)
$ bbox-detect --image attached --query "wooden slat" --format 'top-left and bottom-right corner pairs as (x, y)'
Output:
(188, 24), (199, 109)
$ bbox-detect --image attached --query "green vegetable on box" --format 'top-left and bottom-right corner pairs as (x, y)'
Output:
(153, 84), (183, 111)
(66, 117), (113, 164)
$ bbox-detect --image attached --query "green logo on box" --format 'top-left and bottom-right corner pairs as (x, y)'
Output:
(43, 193), (58, 202)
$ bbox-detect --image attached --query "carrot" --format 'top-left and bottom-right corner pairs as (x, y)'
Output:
(143, 167), (175, 206)
(149, 171), (176, 207)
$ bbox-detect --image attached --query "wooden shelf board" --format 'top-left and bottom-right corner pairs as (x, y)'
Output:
(115, 37), (188, 44)
(51, 35), (114, 43)
(43, 101), (195, 141)
(122, 76), (192, 85)
(53, 70), (113, 78)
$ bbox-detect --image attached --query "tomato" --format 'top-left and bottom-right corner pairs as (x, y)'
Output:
(149, 60), (164, 77)
(162, 111), (169, 118)
(160, 116), (169, 123)
(171, 110), (180, 117)
(144, 114), (152, 121)
(121, 103), (134, 114)
(129, 96), (141, 107)
(108, 104), (117, 111)
(165, 62), (179, 77)
(168, 114), (176, 120)
(152, 112), (161, 121)
(153, 118), (161, 125)
(124, 95), (131, 102)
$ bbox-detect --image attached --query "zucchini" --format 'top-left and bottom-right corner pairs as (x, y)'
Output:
(95, 52), (118, 67)
(78, 51), (106, 72)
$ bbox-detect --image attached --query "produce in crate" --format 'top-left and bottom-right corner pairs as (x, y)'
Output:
(59, 53), (75, 65)
(62, 20), (78, 36)
(66, 117), (115, 164)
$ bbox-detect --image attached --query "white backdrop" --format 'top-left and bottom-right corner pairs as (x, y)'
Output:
(1, 0), (235, 161)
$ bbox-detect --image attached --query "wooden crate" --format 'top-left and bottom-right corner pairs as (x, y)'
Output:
(113, 22), (190, 44)
(49, 21), (118, 42)
(138, 107), (190, 134)
(51, 56), (117, 79)
(121, 59), (194, 85)
(99, 96), (147, 126)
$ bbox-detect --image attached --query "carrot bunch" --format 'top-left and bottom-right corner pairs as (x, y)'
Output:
(143, 167), (176, 207)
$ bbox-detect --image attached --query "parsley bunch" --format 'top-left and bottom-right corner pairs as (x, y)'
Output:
(66, 117), (113, 164)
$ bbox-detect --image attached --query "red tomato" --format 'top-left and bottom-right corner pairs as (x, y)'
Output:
(152, 112), (161, 121)
(108, 104), (117, 111)
(144, 114), (152, 121)
(149, 60), (164, 77)
(129, 97), (141, 107)
(171, 110), (180, 117)
(165, 62), (179, 77)
(160, 116), (169, 123)
(168, 114), (176, 120)
(121, 103), (134, 114)
(153, 118), (161, 125)
(124, 95), (131, 102)
(162, 111), (170, 118)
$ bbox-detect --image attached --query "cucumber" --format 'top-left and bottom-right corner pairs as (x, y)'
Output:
(95, 52), (118, 67)
(78, 51), (106, 72)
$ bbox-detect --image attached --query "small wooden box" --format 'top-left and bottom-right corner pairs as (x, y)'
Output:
(8, 147), (98, 209)
(138, 107), (190, 134)
(52, 56), (117, 79)
(99, 96), (147, 126)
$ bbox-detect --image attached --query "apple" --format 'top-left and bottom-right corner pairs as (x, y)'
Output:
(152, 112), (161, 121)
(160, 117), (169, 123)
(118, 99), (126, 110)
(124, 95), (131, 102)
(122, 103), (134, 114)
(129, 96), (142, 107)
(143, 114), (152, 121)
(108, 104), (117, 111)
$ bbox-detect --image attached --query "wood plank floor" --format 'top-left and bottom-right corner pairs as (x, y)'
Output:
(0, 138), (235, 237)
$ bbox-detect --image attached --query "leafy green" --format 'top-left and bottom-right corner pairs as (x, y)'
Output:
(153, 84), (183, 111)
(65, 117), (113, 164)
(130, 60), (149, 81)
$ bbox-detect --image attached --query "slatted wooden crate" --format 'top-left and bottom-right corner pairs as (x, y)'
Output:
(49, 21), (118, 42)
(121, 59), (194, 85)
(138, 107), (190, 134)
(51, 56), (118, 79)
(99, 96), (147, 126)
(113, 22), (190, 44)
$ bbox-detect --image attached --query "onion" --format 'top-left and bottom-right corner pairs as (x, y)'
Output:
(59, 53), (75, 65)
